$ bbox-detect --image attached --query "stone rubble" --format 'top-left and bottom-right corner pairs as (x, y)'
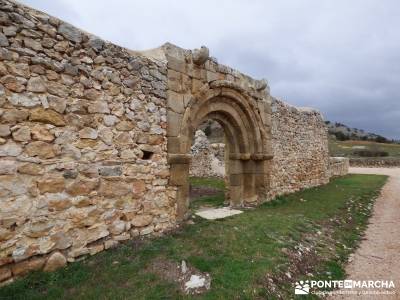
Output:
(189, 130), (225, 178)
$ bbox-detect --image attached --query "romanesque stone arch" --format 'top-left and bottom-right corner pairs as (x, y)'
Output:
(167, 78), (273, 220)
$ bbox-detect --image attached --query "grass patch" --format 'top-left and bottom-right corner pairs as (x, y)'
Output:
(189, 177), (225, 210)
(190, 194), (225, 210)
(189, 177), (225, 190)
(0, 174), (387, 299)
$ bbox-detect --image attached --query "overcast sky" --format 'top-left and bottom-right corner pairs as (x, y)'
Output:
(20, 0), (400, 139)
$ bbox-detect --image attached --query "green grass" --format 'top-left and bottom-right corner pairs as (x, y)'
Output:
(189, 177), (225, 190)
(0, 175), (387, 299)
(190, 194), (225, 210)
(329, 138), (400, 157)
(189, 177), (225, 210)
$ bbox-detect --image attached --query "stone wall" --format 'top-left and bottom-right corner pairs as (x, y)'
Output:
(189, 130), (224, 178)
(329, 157), (349, 177)
(0, 0), (175, 285)
(191, 105), (332, 195)
(349, 157), (400, 167)
(269, 98), (330, 198)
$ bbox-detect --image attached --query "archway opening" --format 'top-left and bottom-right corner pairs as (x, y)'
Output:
(168, 90), (271, 221)
(189, 120), (227, 211)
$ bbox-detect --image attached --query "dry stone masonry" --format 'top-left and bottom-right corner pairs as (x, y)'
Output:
(269, 99), (331, 198)
(0, 0), (174, 284)
(0, 0), (345, 284)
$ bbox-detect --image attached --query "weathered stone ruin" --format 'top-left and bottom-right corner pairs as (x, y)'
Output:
(189, 129), (225, 178)
(0, 0), (346, 284)
(329, 157), (350, 177)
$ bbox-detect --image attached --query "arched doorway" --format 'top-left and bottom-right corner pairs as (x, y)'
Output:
(168, 82), (273, 221)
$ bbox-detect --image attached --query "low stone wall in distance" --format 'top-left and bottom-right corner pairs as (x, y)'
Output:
(329, 157), (349, 177)
(349, 158), (400, 168)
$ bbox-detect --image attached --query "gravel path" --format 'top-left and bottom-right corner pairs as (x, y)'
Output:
(329, 168), (400, 299)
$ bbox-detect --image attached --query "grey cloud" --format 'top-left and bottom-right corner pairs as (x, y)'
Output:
(19, 0), (400, 139)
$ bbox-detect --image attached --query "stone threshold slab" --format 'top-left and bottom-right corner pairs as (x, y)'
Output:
(195, 207), (243, 220)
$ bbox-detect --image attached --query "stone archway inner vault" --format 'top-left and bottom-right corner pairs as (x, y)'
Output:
(167, 83), (273, 221)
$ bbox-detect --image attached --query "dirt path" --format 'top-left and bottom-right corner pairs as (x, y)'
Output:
(329, 168), (400, 299)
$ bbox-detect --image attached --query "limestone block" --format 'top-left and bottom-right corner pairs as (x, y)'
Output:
(113, 132), (133, 146)
(50, 232), (72, 250)
(166, 110), (182, 137)
(66, 178), (99, 196)
(108, 220), (126, 235)
(98, 128), (113, 145)
(167, 90), (185, 114)
(43, 252), (67, 272)
(0, 125), (11, 137)
(46, 81), (69, 98)
(11, 257), (45, 276)
(0, 160), (17, 175)
(47, 95), (66, 113)
(79, 127), (98, 139)
(103, 115), (119, 126)
(12, 126), (31, 142)
(25, 141), (55, 159)
(0, 33), (9, 47)
(167, 56), (186, 73)
(88, 101), (110, 114)
(68, 247), (89, 258)
(0, 141), (22, 157)
(84, 89), (103, 101)
(29, 108), (65, 126)
(58, 22), (82, 43)
(23, 38), (42, 51)
(1, 75), (25, 92)
(27, 77), (46, 93)
(99, 166), (122, 177)
(37, 177), (65, 194)
(116, 120), (134, 131)
(8, 93), (41, 107)
(48, 196), (72, 211)
(98, 180), (131, 198)
(169, 163), (189, 186)
(26, 220), (54, 238)
(167, 69), (183, 92)
(31, 125), (54, 142)
(1, 109), (29, 124)
(132, 180), (146, 198)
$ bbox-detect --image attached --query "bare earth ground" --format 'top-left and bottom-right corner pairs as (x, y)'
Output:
(330, 168), (400, 299)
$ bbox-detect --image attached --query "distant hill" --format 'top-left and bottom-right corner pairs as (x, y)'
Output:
(325, 121), (397, 143)
(198, 119), (398, 144)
